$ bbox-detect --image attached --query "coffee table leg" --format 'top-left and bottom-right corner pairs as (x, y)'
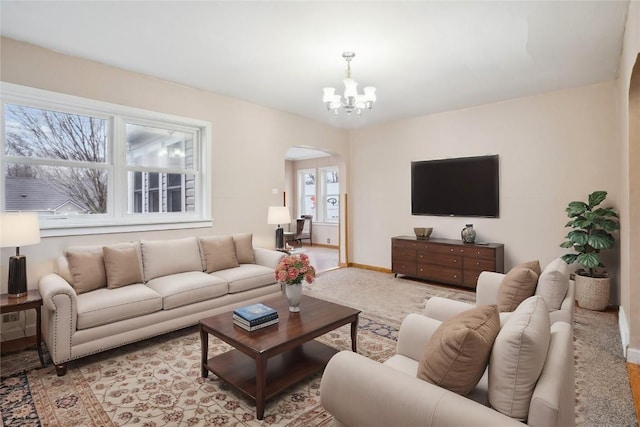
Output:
(255, 355), (268, 420)
(350, 315), (359, 352)
(200, 327), (209, 378)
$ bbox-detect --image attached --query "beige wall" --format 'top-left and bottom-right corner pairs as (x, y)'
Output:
(617, 0), (640, 363)
(0, 37), (348, 337)
(349, 81), (621, 299)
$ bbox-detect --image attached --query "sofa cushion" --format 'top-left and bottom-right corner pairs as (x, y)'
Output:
(514, 259), (542, 277)
(65, 246), (107, 294)
(141, 237), (203, 281)
(233, 233), (256, 264)
(417, 304), (500, 395)
(489, 295), (551, 421)
(103, 242), (144, 288)
(211, 264), (276, 293)
(199, 235), (240, 273)
(496, 268), (538, 312)
(76, 284), (162, 330)
(145, 271), (228, 310)
(535, 258), (570, 311)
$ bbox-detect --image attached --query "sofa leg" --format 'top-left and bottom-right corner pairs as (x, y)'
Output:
(54, 363), (67, 376)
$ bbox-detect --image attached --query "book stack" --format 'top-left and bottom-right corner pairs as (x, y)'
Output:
(233, 303), (279, 332)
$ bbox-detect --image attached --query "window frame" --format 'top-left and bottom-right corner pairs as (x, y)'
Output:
(1, 83), (212, 236)
(296, 165), (339, 224)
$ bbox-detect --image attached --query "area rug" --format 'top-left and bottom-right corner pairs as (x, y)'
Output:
(1, 267), (637, 426)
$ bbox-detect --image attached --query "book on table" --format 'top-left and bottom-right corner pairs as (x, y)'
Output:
(232, 312), (278, 326)
(233, 303), (278, 322)
(233, 317), (279, 332)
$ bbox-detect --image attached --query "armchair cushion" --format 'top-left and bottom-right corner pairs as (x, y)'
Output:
(535, 257), (570, 311)
(514, 259), (542, 276)
(417, 304), (500, 395)
(496, 268), (538, 312)
(489, 295), (550, 421)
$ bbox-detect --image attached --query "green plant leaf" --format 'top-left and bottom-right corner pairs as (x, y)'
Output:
(588, 191), (607, 208)
(566, 201), (588, 217)
(573, 218), (593, 229)
(596, 219), (620, 232)
(588, 231), (615, 249)
(561, 254), (578, 264)
(593, 208), (619, 218)
(560, 241), (574, 248)
(567, 230), (588, 245)
(577, 252), (600, 269)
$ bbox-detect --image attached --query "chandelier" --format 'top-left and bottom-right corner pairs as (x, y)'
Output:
(322, 52), (376, 116)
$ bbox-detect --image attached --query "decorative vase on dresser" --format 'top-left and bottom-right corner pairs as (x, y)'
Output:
(461, 224), (476, 243)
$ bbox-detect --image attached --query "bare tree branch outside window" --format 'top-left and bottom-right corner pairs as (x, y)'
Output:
(5, 105), (108, 213)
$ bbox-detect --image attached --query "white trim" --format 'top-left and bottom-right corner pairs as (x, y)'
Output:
(1, 82), (213, 232)
(619, 305), (640, 363)
(619, 305), (630, 357)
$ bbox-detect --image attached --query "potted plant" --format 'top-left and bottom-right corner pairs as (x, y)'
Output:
(560, 190), (619, 310)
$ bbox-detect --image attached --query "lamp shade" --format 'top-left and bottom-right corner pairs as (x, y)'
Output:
(0, 212), (41, 248)
(267, 206), (291, 225)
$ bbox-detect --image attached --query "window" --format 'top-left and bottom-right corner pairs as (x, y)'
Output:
(297, 166), (339, 223)
(1, 83), (211, 233)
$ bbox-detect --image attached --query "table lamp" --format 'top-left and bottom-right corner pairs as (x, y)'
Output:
(267, 206), (291, 249)
(0, 212), (41, 298)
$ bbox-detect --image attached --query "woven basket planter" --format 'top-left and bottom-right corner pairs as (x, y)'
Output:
(575, 273), (610, 311)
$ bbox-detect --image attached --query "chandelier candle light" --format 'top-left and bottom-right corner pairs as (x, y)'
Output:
(323, 52), (376, 116)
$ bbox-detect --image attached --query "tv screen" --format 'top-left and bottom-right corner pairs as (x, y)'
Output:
(411, 155), (499, 217)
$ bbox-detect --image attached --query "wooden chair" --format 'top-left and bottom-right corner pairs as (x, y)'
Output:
(287, 215), (312, 247)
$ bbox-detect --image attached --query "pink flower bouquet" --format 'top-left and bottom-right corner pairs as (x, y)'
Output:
(275, 253), (316, 286)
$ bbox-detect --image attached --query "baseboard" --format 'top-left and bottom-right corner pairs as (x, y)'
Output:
(618, 306), (640, 363)
(620, 306), (630, 358)
(347, 263), (392, 274)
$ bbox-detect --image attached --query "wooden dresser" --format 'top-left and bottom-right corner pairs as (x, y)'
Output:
(391, 236), (504, 289)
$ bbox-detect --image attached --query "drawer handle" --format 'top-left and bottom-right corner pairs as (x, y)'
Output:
(450, 248), (454, 252)
(460, 249), (464, 254)
(476, 262), (480, 266)
(453, 275), (457, 278)
(453, 259), (457, 263)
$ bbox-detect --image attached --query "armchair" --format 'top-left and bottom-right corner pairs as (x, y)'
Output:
(320, 310), (575, 427)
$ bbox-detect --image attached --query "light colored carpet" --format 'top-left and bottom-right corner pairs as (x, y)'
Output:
(1, 267), (637, 426)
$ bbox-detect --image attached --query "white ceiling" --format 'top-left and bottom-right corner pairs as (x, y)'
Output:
(0, 1), (630, 132)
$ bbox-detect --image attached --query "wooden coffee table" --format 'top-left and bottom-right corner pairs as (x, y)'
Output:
(199, 295), (360, 420)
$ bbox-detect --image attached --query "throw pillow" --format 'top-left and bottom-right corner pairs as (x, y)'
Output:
(141, 237), (203, 281)
(233, 233), (256, 264)
(513, 259), (542, 277)
(65, 246), (107, 294)
(489, 296), (550, 421)
(496, 268), (538, 312)
(199, 235), (240, 273)
(417, 304), (500, 395)
(535, 257), (570, 311)
(103, 243), (144, 288)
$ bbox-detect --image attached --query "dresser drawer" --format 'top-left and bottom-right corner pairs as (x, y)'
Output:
(463, 257), (495, 271)
(393, 248), (416, 262)
(460, 246), (496, 260)
(462, 269), (485, 287)
(392, 239), (418, 250)
(417, 252), (462, 269)
(417, 264), (462, 285)
(392, 261), (416, 276)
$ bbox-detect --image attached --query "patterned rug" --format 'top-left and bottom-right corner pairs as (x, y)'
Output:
(1, 267), (637, 426)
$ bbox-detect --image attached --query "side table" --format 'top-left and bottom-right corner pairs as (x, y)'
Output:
(0, 289), (46, 367)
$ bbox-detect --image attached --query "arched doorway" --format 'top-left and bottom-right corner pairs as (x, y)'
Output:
(284, 147), (346, 272)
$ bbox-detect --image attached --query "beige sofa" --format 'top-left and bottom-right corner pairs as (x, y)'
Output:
(320, 296), (575, 427)
(38, 234), (284, 376)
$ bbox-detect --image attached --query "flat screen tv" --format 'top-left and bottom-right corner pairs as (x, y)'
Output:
(411, 154), (499, 217)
